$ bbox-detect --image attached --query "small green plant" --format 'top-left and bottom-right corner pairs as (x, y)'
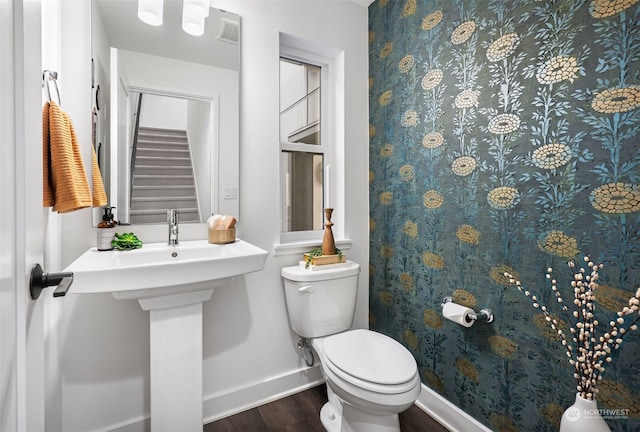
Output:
(111, 232), (143, 250)
(304, 247), (342, 269)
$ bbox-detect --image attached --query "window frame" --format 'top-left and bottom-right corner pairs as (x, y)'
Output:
(279, 46), (333, 244)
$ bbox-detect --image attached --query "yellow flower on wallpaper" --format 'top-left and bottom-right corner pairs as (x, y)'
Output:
(400, 0), (416, 18)
(454, 89), (480, 108)
(379, 42), (393, 59)
(455, 357), (480, 383)
(487, 186), (520, 209)
(379, 143), (394, 158)
(403, 220), (418, 237)
(487, 113), (521, 135)
(591, 85), (640, 113)
(399, 164), (415, 182)
(486, 33), (520, 62)
(399, 272), (414, 290)
(488, 335), (518, 359)
(369, 170), (374, 183)
(456, 224), (480, 245)
(536, 55), (580, 84)
(380, 244), (394, 258)
(379, 191), (393, 205)
(368, 310), (377, 328)
(533, 313), (566, 342)
(490, 264), (519, 286)
(597, 379), (640, 419)
(423, 369), (444, 392)
(590, 0), (640, 18)
(452, 288), (477, 309)
(368, 31), (375, 45)
(537, 230), (579, 258)
(422, 132), (444, 149)
(422, 251), (444, 269)
(422, 189), (444, 208)
(401, 110), (418, 127)
(379, 291), (394, 306)
(369, 124), (376, 138)
(378, 90), (392, 106)
(403, 330), (418, 350)
(489, 413), (519, 432)
(539, 403), (564, 428)
(423, 309), (443, 329)
(597, 284), (637, 312)
(421, 69), (443, 91)
(589, 182), (640, 213)
(451, 156), (477, 176)
(421, 10), (443, 31)
(532, 143), (572, 169)
(398, 54), (415, 73)
(369, 217), (375, 232)
(451, 20), (476, 45)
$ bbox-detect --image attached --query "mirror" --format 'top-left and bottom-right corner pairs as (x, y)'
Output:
(91, 0), (240, 225)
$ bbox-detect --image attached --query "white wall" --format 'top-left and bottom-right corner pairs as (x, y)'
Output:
(139, 94), (187, 130)
(56, 1), (369, 430)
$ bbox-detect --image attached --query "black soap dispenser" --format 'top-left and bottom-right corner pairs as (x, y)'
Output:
(97, 206), (117, 251)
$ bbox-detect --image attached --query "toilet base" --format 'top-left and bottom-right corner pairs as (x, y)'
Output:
(320, 402), (341, 432)
(319, 401), (401, 432)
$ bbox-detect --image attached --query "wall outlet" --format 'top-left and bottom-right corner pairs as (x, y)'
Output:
(223, 186), (237, 200)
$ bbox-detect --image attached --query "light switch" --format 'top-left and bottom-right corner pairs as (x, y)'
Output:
(223, 186), (237, 200)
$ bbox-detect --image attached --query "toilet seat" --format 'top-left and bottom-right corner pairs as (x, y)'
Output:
(322, 329), (419, 395)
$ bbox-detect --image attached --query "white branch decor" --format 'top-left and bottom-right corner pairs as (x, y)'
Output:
(505, 256), (640, 400)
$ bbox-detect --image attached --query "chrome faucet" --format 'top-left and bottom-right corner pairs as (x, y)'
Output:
(167, 209), (179, 245)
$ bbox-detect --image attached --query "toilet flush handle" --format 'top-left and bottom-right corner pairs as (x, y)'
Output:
(298, 284), (314, 293)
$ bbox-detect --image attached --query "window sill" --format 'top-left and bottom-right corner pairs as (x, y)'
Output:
(273, 238), (353, 257)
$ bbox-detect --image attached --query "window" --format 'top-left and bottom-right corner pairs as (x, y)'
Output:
(280, 56), (328, 237)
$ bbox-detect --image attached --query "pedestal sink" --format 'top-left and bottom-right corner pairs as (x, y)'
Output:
(64, 239), (268, 432)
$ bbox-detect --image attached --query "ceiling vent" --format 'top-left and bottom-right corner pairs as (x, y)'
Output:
(216, 18), (239, 44)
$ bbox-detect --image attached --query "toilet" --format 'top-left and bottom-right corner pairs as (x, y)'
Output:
(281, 261), (421, 432)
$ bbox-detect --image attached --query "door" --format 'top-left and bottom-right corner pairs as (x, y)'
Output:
(0, 1), (46, 431)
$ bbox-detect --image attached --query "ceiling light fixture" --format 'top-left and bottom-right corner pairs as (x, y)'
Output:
(182, 0), (209, 36)
(137, 0), (164, 26)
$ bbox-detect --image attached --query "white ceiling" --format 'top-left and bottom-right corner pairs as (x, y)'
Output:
(93, 0), (239, 70)
(93, 0), (373, 71)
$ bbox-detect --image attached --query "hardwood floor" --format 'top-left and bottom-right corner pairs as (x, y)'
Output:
(204, 385), (450, 432)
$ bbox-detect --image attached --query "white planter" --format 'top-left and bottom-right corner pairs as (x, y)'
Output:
(560, 393), (611, 432)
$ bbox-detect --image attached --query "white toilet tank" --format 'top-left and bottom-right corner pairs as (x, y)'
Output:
(281, 261), (360, 338)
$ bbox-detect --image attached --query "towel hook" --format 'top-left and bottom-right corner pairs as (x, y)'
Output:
(42, 70), (61, 105)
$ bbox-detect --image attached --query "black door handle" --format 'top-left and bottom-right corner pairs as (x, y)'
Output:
(29, 263), (74, 300)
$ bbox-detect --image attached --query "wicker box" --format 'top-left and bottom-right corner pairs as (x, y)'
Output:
(208, 228), (236, 244)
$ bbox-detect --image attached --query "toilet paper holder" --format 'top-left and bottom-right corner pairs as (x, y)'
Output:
(441, 296), (494, 324)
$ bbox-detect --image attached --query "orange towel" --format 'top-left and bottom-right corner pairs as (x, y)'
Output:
(43, 101), (106, 212)
(92, 146), (107, 207)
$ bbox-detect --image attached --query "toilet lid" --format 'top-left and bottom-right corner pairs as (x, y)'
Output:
(323, 329), (417, 385)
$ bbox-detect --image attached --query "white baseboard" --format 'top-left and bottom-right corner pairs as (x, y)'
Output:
(107, 365), (323, 432)
(415, 384), (492, 432)
(203, 364), (325, 423)
(109, 370), (491, 432)
(106, 416), (148, 432)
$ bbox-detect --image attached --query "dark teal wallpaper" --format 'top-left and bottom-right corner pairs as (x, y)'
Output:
(368, 0), (640, 430)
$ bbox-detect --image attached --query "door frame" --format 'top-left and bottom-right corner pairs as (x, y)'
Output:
(1, 1), (46, 431)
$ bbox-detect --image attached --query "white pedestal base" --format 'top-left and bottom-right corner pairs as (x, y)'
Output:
(150, 303), (203, 432)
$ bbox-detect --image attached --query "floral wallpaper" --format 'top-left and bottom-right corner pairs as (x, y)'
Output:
(368, 0), (640, 431)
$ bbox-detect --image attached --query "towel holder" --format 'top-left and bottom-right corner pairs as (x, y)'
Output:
(29, 263), (73, 300)
(42, 70), (61, 105)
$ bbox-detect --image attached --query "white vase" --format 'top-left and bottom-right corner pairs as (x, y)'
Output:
(559, 393), (611, 432)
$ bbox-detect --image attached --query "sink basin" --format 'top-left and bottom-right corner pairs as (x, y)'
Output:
(65, 239), (268, 309)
